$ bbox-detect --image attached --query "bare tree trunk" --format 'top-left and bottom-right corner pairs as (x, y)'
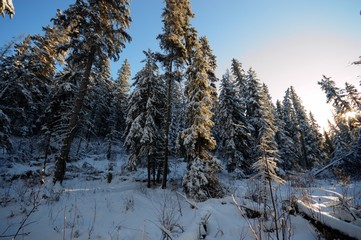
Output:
(162, 68), (173, 189)
(53, 47), (96, 184)
(356, 128), (361, 162)
(41, 132), (51, 184)
(300, 131), (310, 169)
(147, 155), (151, 188)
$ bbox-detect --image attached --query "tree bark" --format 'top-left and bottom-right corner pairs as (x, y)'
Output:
(147, 155), (151, 188)
(53, 46), (96, 184)
(162, 67), (173, 189)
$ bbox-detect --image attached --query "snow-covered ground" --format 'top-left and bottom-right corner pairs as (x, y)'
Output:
(1, 142), (361, 240)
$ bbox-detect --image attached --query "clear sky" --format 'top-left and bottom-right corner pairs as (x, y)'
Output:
(1, 0), (360, 129)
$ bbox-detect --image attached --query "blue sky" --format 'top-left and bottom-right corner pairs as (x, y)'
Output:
(1, 0), (360, 129)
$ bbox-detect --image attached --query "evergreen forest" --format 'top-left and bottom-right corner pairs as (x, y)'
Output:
(0, 1), (361, 239)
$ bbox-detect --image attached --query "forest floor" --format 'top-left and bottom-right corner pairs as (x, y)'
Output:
(0, 139), (361, 240)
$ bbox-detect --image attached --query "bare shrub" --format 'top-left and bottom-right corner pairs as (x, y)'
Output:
(122, 195), (134, 212)
(0, 185), (12, 207)
(155, 191), (182, 239)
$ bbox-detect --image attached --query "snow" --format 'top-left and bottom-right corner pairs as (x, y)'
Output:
(1, 145), (361, 240)
(297, 200), (361, 239)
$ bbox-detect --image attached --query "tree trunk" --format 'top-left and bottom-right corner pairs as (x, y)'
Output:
(300, 131), (309, 169)
(41, 132), (51, 184)
(162, 69), (173, 189)
(147, 155), (151, 188)
(356, 129), (361, 163)
(53, 46), (96, 184)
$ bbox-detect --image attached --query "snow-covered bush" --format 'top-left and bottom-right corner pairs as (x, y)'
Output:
(182, 157), (223, 201)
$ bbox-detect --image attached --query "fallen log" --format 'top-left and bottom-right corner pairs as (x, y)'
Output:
(312, 153), (353, 177)
(295, 200), (361, 240)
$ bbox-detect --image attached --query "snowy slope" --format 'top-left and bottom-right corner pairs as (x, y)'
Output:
(1, 147), (360, 240)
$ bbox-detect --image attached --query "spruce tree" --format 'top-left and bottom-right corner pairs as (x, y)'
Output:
(108, 59), (132, 145)
(169, 82), (186, 155)
(318, 76), (361, 174)
(289, 86), (323, 169)
(244, 68), (264, 173)
(116, 59), (131, 92)
(280, 88), (302, 170)
(231, 58), (247, 112)
(274, 100), (298, 171)
(308, 112), (326, 165)
(114, 58), (132, 135)
(0, 35), (55, 136)
(179, 34), (223, 201)
(157, 0), (194, 189)
(0, 109), (12, 152)
(215, 70), (250, 175)
(318, 76), (351, 114)
(124, 50), (166, 187)
(318, 77), (357, 154)
(0, 36), (24, 60)
(323, 126), (335, 158)
(345, 83), (361, 110)
(84, 60), (114, 138)
(199, 36), (218, 106)
(53, 0), (131, 184)
(252, 81), (283, 236)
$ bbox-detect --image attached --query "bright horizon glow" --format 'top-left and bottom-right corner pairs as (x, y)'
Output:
(0, 0), (360, 130)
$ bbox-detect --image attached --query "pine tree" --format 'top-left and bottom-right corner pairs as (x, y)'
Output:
(157, 0), (194, 189)
(215, 70), (250, 175)
(53, 0), (131, 184)
(124, 50), (166, 187)
(179, 34), (223, 201)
